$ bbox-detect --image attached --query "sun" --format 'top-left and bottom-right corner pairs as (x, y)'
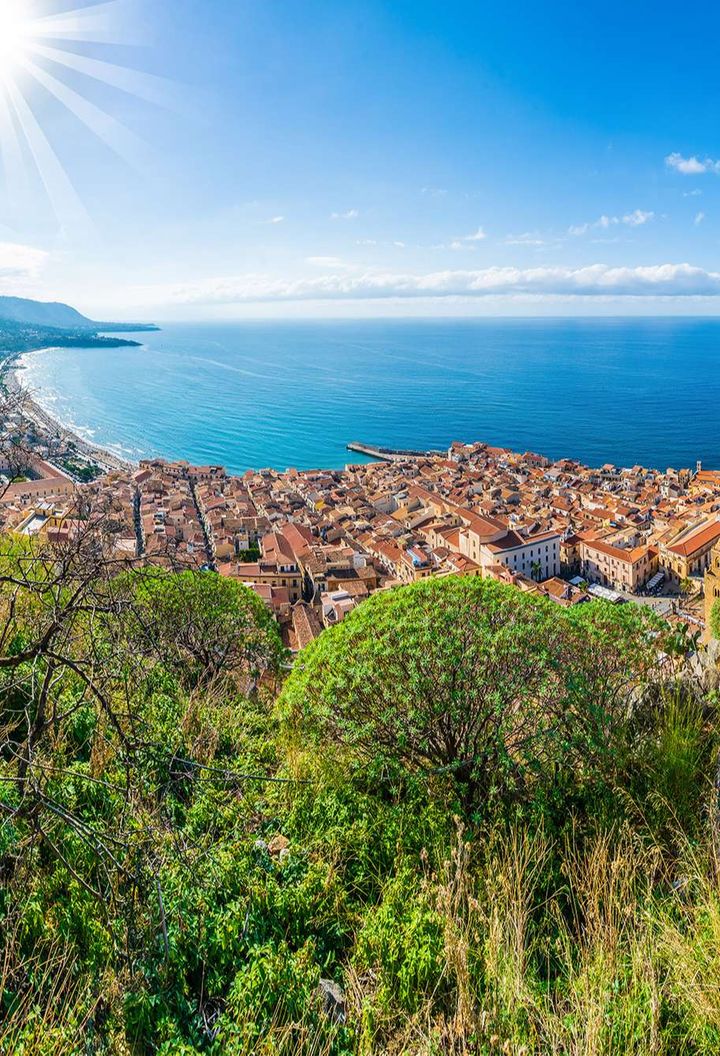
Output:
(0, 0), (173, 230)
(0, 1), (32, 71)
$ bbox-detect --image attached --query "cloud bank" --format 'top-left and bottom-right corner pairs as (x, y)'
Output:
(167, 263), (720, 305)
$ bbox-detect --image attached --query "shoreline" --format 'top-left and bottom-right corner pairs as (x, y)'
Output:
(3, 352), (135, 477)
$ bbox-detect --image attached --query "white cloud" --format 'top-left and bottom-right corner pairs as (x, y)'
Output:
(666, 152), (720, 175)
(260, 215), (285, 224)
(460, 226), (486, 242)
(0, 242), (49, 283)
(356, 238), (406, 248)
(331, 209), (359, 220)
(623, 209), (654, 227)
(439, 226), (487, 251)
(504, 232), (547, 246)
(421, 186), (448, 197)
(570, 210), (654, 235)
(166, 263), (720, 305)
(683, 189), (703, 197)
(694, 211), (705, 225)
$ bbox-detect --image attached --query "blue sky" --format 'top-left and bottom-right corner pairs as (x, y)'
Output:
(1, 0), (720, 318)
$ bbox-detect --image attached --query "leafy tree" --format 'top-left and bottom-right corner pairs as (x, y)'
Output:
(679, 576), (694, 600)
(121, 567), (286, 689)
(663, 620), (701, 663)
(4, 537), (719, 1056)
(279, 577), (661, 812)
(238, 545), (261, 563)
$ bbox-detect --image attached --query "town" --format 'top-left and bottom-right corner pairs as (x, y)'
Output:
(4, 429), (720, 651)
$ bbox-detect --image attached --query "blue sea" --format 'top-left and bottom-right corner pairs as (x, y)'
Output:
(15, 317), (720, 474)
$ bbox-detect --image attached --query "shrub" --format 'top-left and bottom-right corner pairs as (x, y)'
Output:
(279, 577), (662, 815)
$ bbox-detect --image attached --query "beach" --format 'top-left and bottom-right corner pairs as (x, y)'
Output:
(3, 354), (134, 477)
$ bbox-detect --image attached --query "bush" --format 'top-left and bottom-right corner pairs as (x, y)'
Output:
(279, 577), (662, 816)
(120, 567), (287, 688)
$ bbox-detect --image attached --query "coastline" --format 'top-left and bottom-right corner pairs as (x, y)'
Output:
(3, 352), (135, 477)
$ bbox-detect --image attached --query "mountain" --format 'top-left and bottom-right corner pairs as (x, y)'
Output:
(0, 296), (158, 332)
(0, 296), (94, 329)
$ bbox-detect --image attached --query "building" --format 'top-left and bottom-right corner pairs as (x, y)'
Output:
(321, 589), (357, 626)
(658, 519), (720, 584)
(580, 538), (657, 593)
(229, 561), (302, 601)
(479, 529), (561, 581)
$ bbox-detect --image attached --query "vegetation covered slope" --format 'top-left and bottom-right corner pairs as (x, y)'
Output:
(1, 549), (719, 1055)
(0, 297), (95, 329)
(0, 296), (157, 356)
(0, 318), (145, 356)
(0, 295), (158, 332)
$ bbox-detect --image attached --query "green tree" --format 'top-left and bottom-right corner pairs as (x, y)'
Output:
(122, 567), (286, 689)
(279, 577), (661, 812)
(679, 576), (694, 600)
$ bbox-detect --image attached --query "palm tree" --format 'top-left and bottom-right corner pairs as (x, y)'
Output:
(679, 576), (694, 601)
(530, 560), (542, 582)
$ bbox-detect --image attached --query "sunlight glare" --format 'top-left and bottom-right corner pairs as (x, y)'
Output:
(0, 1), (31, 73)
(0, 0), (174, 231)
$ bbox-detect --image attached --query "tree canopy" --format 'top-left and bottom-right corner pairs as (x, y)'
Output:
(280, 576), (663, 809)
(119, 567), (286, 689)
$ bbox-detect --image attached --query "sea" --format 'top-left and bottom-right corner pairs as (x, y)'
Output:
(14, 317), (720, 475)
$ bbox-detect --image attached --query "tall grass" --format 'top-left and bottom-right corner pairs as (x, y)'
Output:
(345, 820), (720, 1056)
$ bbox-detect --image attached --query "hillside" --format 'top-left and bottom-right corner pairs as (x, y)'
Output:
(0, 295), (158, 357)
(0, 556), (718, 1055)
(0, 295), (158, 333)
(0, 317), (143, 356)
(0, 295), (93, 328)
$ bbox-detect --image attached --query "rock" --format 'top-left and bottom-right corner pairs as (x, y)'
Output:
(267, 834), (290, 856)
(278, 847), (291, 862)
(253, 838), (268, 853)
(317, 978), (346, 1023)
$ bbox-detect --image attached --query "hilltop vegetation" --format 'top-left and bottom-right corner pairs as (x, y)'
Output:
(1, 540), (720, 1055)
(0, 296), (157, 356)
(0, 296), (97, 329)
(0, 295), (158, 333)
(0, 317), (144, 355)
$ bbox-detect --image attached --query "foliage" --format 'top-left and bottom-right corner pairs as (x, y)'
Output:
(280, 576), (663, 815)
(710, 597), (720, 641)
(120, 566), (287, 688)
(1, 542), (720, 1055)
(237, 546), (261, 563)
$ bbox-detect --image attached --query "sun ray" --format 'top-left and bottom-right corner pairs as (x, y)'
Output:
(0, 88), (30, 221)
(20, 55), (146, 167)
(3, 73), (91, 232)
(28, 2), (144, 46)
(27, 41), (180, 109)
(0, 0), (170, 231)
